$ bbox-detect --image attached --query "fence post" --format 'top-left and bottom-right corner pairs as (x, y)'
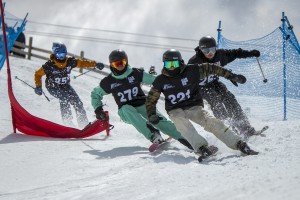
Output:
(282, 12), (287, 121)
(28, 36), (33, 60)
(79, 50), (84, 73)
(217, 20), (222, 48)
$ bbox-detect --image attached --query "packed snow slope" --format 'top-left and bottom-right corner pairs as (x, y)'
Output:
(0, 57), (299, 200)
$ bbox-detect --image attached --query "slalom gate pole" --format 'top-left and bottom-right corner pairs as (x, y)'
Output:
(15, 76), (50, 102)
(74, 68), (95, 79)
(1, 0), (16, 133)
(256, 57), (268, 83)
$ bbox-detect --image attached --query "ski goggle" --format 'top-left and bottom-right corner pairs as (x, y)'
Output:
(111, 59), (127, 69)
(55, 52), (67, 59)
(201, 47), (216, 55)
(164, 60), (180, 69)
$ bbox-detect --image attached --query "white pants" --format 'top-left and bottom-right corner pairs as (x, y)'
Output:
(168, 105), (242, 152)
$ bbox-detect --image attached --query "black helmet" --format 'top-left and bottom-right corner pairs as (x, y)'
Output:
(162, 49), (184, 77)
(162, 49), (182, 62)
(109, 49), (128, 76)
(199, 36), (216, 49)
(109, 49), (128, 63)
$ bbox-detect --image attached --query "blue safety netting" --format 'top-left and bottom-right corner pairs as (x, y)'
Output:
(0, 7), (27, 70)
(217, 14), (300, 121)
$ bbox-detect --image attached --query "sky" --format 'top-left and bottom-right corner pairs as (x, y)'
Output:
(0, 56), (300, 200)
(5, 0), (300, 71)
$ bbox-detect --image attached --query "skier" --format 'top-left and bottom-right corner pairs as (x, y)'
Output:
(146, 49), (258, 162)
(188, 36), (261, 137)
(148, 66), (157, 75)
(91, 49), (192, 149)
(34, 42), (105, 128)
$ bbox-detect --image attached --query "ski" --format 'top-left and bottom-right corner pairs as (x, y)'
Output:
(149, 137), (172, 153)
(256, 125), (269, 135)
(252, 125), (269, 136)
(244, 126), (269, 140)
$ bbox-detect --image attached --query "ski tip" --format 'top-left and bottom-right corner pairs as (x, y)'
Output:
(263, 125), (269, 130)
(244, 150), (259, 156)
(148, 144), (159, 152)
(148, 137), (172, 153)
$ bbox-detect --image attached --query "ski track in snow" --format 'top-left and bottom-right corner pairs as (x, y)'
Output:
(0, 57), (300, 200)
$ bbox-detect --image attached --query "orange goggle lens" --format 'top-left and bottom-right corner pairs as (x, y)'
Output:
(111, 59), (127, 69)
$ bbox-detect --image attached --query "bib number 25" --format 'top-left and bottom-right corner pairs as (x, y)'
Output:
(54, 75), (70, 84)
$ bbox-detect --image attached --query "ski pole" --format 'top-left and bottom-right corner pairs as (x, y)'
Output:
(15, 76), (50, 101)
(256, 58), (268, 83)
(74, 68), (95, 79)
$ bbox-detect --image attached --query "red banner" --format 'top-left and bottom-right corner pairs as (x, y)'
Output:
(8, 83), (111, 138)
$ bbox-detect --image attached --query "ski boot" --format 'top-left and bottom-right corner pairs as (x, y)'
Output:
(237, 141), (259, 155)
(150, 131), (165, 144)
(196, 145), (218, 162)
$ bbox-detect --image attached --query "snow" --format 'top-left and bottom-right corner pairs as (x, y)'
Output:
(0, 57), (300, 200)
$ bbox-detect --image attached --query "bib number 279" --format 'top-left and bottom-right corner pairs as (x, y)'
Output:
(118, 87), (138, 102)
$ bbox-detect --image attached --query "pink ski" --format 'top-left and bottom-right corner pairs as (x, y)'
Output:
(148, 137), (172, 153)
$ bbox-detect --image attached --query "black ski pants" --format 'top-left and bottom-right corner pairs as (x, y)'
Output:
(199, 81), (252, 133)
(46, 81), (88, 128)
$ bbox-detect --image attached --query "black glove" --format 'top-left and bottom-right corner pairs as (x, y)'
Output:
(34, 87), (43, 96)
(149, 114), (161, 125)
(95, 106), (109, 120)
(228, 74), (247, 84)
(95, 62), (105, 70)
(250, 50), (260, 57)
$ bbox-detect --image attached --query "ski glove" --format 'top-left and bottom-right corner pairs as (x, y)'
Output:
(149, 114), (161, 125)
(250, 50), (260, 57)
(34, 87), (43, 96)
(95, 106), (109, 121)
(228, 74), (246, 84)
(95, 62), (105, 70)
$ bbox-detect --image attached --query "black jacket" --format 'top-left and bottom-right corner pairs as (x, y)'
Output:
(188, 47), (255, 66)
(145, 63), (233, 116)
(188, 47), (254, 86)
(100, 68), (147, 108)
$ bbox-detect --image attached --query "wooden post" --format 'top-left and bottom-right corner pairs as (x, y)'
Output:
(28, 36), (33, 60)
(79, 50), (84, 73)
